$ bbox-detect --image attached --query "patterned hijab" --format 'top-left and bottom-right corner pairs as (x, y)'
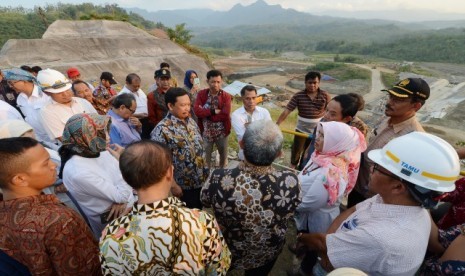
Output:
(2, 68), (37, 84)
(183, 70), (197, 89)
(306, 121), (367, 205)
(58, 113), (110, 178)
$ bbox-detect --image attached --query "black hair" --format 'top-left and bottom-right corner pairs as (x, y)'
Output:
(165, 87), (188, 106)
(332, 93), (365, 118)
(206, 69), (223, 80)
(240, 85), (257, 97)
(119, 140), (173, 190)
(305, 71), (321, 82)
(160, 62), (170, 69)
(112, 93), (136, 108)
(125, 73), (140, 84)
(20, 65), (32, 72)
(31, 66), (42, 74)
(71, 80), (90, 95)
(0, 137), (39, 188)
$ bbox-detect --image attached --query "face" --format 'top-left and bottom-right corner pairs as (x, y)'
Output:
(158, 77), (171, 91)
(73, 83), (93, 102)
(169, 94), (191, 120)
(70, 74), (81, 81)
(207, 76), (222, 93)
(118, 100), (136, 120)
(127, 77), (141, 93)
(7, 80), (27, 92)
(324, 100), (344, 122)
(102, 79), (111, 88)
(189, 72), (198, 85)
(369, 163), (399, 195)
(22, 145), (57, 190)
(384, 94), (417, 118)
(314, 125), (324, 153)
(305, 77), (320, 93)
(49, 89), (73, 104)
(242, 89), (257, 112)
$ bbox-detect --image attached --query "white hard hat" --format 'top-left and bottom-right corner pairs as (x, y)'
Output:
(328, 268), (368, 276)
(37, 68), (72, 93)
(368, 132), (460, 192)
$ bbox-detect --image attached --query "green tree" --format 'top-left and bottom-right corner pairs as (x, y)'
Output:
(166, 23), (193, 45)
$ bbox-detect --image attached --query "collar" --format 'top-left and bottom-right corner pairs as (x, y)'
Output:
(208, 89), (224, 96)
(131, 196), (185, 214)
(239, 106), (258, 115)
(31, 84), (43, 98)
(108, 109), (125, 122)
(0, 194), (60, 209)
(168, 112), (190, 124)
(239, 160), (275, 176)
(50, 96), (77, 105)
(388, 115), (418, 133)
(122, 86), (142, 95)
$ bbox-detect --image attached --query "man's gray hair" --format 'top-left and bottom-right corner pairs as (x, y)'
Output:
(243, 120), (283, 166)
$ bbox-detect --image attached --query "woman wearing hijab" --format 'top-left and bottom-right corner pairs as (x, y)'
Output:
(293, 121), (367, 275)
(296, 121), (367, 232)
(59, 113), (135, 239)
(183, 70), (200, 122)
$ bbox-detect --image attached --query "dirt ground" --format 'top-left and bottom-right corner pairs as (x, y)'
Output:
(214, 55), (465, 146)
(215, 54), (465, 275)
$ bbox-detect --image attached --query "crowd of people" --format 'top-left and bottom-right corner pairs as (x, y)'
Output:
(0, 63), (464, 276)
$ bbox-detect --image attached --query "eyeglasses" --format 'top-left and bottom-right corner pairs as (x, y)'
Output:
(372, 163), (404, 182)
(124, 105), (136, 114)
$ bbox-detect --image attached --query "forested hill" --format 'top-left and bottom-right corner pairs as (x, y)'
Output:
(0, 4), (161, 47)
(191, 24), (465, 64)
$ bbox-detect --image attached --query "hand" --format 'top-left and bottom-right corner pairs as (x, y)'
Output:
(54, 183), (68, 194)
(107, 143), (124, 160)
(107, 203), (129, 221)
(171, 182), (183, 198)
(129, 117), (142, 128)
(215, 109), (221, 114)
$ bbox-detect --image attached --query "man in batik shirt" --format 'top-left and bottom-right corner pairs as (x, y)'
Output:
(151, 87), (209, 209)
(201, 120), (301, 275)
(100, 140), (231, 275)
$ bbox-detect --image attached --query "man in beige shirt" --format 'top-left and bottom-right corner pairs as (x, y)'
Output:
(348, 78), (430, 206)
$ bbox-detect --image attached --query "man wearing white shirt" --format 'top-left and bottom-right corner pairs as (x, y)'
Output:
(231, 85), (271, 160)
(0, 100), (23, 120)
(119, 73), (151, 138)
(2, 68), (51, 143)
(37, 69), (97, 142)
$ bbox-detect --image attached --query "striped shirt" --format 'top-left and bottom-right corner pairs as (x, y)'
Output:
(286, 89), (331, 119)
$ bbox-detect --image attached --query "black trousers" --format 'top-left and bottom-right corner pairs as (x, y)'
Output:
(140, 117), (153, 139)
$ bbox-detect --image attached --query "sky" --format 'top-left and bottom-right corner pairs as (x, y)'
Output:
(3, 0), (465, 21)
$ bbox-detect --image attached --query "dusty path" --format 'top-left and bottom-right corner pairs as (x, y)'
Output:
(353, 64), (386, 104)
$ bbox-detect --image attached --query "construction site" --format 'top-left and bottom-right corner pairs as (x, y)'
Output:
(2, 20), (465, 275)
